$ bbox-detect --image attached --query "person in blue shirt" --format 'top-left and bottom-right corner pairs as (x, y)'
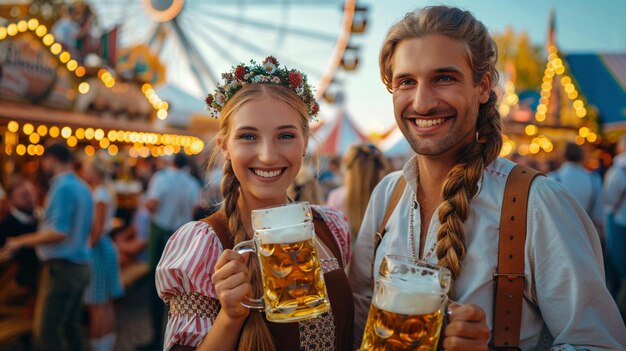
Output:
(5, 142), (93, 351)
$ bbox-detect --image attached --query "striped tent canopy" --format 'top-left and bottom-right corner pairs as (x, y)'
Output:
(565, 53), (626, 132)
(312, 108), (369, 156)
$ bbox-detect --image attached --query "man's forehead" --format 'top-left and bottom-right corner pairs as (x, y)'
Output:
(391, 35), (471, 74)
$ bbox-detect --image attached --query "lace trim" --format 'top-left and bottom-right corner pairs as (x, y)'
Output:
(320, 258), (340, 273)
(168, 292), (220, 321)
(298, 307), (336, 351)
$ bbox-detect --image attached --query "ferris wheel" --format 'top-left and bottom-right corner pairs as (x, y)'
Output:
(87, 0), (367, 107)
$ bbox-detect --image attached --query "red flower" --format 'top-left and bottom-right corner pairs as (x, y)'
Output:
(288, 71), (302, 88)
(205, 95), (213, 106)
(311, 102), (319, 115)
(234, 65), (245, 80)
(263, 56), (279, 66)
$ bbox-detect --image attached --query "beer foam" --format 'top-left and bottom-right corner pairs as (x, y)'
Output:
(252, 202), (312, 230)
(373, 279), (442, 315)
(257, 222), (314, 244)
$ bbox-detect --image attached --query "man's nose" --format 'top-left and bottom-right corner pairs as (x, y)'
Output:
(412, 84), (438, 115)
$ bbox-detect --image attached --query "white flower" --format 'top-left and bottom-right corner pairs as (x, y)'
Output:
(263, 62), (276, 73)
(295, 86), (304, 96)
(215, 92), (226, 106)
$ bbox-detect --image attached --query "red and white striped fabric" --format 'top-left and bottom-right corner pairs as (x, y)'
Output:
(155, 205), (350, 350)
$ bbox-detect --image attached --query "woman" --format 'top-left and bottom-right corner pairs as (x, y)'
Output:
(327, 143), (388, 245)
(156, 57), (353, 351)
(82, 157), (124, 351)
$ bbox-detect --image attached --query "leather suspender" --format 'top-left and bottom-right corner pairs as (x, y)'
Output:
(370, 176), (407, 287)
(492, 165), (542, 350)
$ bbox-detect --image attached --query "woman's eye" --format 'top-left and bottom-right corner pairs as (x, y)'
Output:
(279, 133), (295, 140)
(239, 134), (256, 140)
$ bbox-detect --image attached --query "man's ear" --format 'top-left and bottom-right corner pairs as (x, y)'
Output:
(217, 135), (230, 161)
(478, 72), (492, 104)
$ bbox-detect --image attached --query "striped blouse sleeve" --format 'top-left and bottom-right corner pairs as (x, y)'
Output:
(155, 221), (223, 350)
(314, 205), (351, 265)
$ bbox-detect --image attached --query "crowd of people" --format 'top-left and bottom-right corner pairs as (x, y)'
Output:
(1, 4), (626, 351)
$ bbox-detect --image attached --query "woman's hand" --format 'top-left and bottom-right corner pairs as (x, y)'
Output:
(441, 303), (490, 351)
(212, 249), (252, 322)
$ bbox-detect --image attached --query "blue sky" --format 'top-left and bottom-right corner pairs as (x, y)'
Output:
(347, 0), (626, 133)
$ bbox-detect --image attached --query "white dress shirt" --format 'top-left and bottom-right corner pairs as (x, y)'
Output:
(349, 156), (626, 350)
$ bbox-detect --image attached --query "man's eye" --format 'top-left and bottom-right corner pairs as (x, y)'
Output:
(399, 79), (415, 86)
(437, 76), (454, 82)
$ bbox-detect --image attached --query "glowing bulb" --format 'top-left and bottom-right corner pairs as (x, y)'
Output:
(0, 27), (7, 40)
(7, 121), (19, 133)
(50, 43), (62, 55)
(67, 59), (78, 71)
(27, 18), (39, 30)
(23, 123), (34, 135)
(35, 25), (47, 37)
(17, 20), (28, 32)
(49, 126), (60, 138)
(7, 24), (18, 36)
(42, 33), (54, 46)
(108, 144), (119, 156)
(29, 133), (41, 144)
(75, 66), (86, 77)
(61, 126), (72, 139)
(37, 125), (48, 136)
(78, 82), (90, 94)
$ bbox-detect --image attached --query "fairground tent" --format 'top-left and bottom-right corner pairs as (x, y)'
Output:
(565, 53), (626, 133)
(312, 108), (370, 156)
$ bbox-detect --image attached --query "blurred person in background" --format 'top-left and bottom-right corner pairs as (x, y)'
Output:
(0, 176), (41, 312)
(81, 156), (124, 351)
(142, 152), (202, 349)
(327, 143), (389, 246)
(318, 155), (342, 198)
(603, 135), (626, 319)
(4, 142), (93, 351)
(288, 164), (325, 205)
(549, 142), (603, 237)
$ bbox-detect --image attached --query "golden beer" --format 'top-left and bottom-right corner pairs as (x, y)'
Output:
(360, 256), (451, 351)
(235, 202), (330, 322)
(360, 298), (443, 350)
(257, 236), (330, 322)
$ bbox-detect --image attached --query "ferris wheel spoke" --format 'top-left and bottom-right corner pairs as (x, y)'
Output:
(170, 18), (218, 91)
(198, 17), (323, 78)
(185, 16), (239, 63)
(200, 10), (338, 43)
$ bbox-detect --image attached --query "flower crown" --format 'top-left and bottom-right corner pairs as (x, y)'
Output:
(205, 56), (319, 120)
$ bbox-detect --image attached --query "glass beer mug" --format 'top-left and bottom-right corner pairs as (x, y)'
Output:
(360, 255), (451, 351)
(233, 202), (330, 323)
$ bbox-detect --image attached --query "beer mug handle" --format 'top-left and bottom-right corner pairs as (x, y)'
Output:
(233, 239), (264, 310)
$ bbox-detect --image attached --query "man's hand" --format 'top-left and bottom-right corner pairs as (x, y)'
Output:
(442, 303), (490, 350)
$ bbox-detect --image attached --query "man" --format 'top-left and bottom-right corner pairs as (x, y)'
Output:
(5, 142), (93, 351)
(549, 142), (603, 233)
(141, 152), (201, 348)
(349, 5), (626, 350)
